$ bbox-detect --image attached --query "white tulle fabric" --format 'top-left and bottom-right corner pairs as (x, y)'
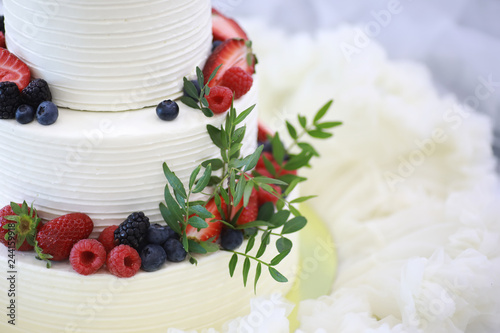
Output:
(172, 22), (499, 332)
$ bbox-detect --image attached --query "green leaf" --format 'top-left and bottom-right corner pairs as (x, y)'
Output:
(189, 205), (214, 219)
(163, 184), (184, 223)
(163, 163), (187, 199)
(201, 107), (214, 117)
(229, 143), (243, 160)
(229, 253), (238, 277)
(235, 105), (255, 125)
(269, 267), (288, 283)
(317, 121), (342, 129)
(207, 125), (223, 149)
(190, 257), (198, 265)
(200, 240), (219, 253)
(236, 145), (263, 172)
(235, 220), (274, 229)
(276, 237), (293, 253)
(290, 195), (317, 204)
(270, 250), (290, 266)
(257, 202), (275, 221)
(233, 174), (246, 208)
(262, 154), (277, 177)
(271, 132), (285, 165)
(298, 142), (320, 157)
(283, 152), (313, 171)
(189, 165), (202, 189)
(208, 176), (223, 187)
(188, 216), (209, 229)
(245, 233), (256, 254)
(233, 126), (246, 144)
(183, 77), (200, 100)
(180, 96), (200, 110)
(307, 130), (333, 139)
(252, 176), (288, 186)
(188, 239), (207, 254)
(254, 262), (262, 294)
(298, 115), (307, 128)
(159, 203), (182, 235)
(243, 257), (251, 287)
(10, 202), (22, 215)
(256, 231), (270, 258)
(182, 233), (189, 252)
(202, 158), (224, 171)
(207, 64), (222, 84)
(193, 164), (212, 193)
(243, 181), (255, 207)
(289, 204), (302, 217)
(269, 210), (291, 228)
(282, 216), (307, 234)
(286, 121), (298, 140)
(196, 67), (205, 93)
(313, 99), (333, 124)
(200, 97), (209, 108)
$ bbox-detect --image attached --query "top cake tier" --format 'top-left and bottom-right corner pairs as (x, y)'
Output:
(3, 0), (212, 111)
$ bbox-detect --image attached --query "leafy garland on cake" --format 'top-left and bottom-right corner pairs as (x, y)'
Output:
(161, 68), (341, 289)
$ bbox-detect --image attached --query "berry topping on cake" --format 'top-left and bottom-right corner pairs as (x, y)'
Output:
(185, 198), (223, 242)
(231, 189), (259, 226)
(257, 121), (273, 143)
(220, 228), (244, 251)
(35, 213), (93, 262)
(139, 244), (167, 272)
(0, 81), (22, 119)
(202, 38), (256, 88)
(36, 101), (58, 125)
(21, 78), (52, 109)
(69, 239), (106, 276)
(220, 66), (253, 99)
(114, 212), (150, 250)
(0, 32), (5, 49)
(107, 244), (141, 278)
(212, 40), (223, 52)
(147, 223), (177, 245)
(0, 202), (41, 251)
(163, 238), (187, 263)
(211, 8), (248, 42)
(0, 48), (31, 90)
(205, 85), (233, 114)
(97, 225), (118, 253)
(156, 99), (179, 121)
(256, 184), (282, 207)
(183, 79), (201, 97)
(15, 104), (35, 124)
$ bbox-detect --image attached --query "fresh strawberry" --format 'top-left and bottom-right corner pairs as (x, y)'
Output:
(221, 66), (253, 99)
(230, 189), (259, 226)
(35, 213), (93, 262)
(256, 184), (282, 207)
(203, 38), (255, 87)
(0, 48), (31, 90)
(212, 8), (248, 42)
(0, 32), (6, 49)
(107, 244), (141, 278)
(97, 225), (118, 253)
(70, 239), (106, 276)
(186, 198), (223, 242)
(0, 202), (41, 251)
(206, 85), (233, 114)
(258, 122), (273, 143)
(256, 152), (297, 178)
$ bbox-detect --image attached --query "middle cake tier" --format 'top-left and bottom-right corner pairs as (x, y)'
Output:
(0, 83), (258, 236)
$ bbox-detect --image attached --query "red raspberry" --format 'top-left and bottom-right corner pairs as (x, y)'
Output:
(70, 239), (106, 276)
(97, 225), (118, 253)
(106, 245), (141, 278)
(257, 184), (282, 207)
(206, 86), (233, 114)
(221, 66), (253, 99)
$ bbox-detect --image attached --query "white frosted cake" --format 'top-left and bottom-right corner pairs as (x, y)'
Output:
(0, 0), (300, 331)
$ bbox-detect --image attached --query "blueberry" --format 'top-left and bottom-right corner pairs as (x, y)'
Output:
(156, 100), (179, 121)
(15, 104), (35, 124)
(140, 244), (167, 272)
(183, 79), (201, 98)
(220, 228), (244, 251)
(163, 238), (187, 263)
(212, 40), (223, 52)
(147, 223), (177, 245)
(261, 141), (273, 153)
(36, 101), (58, 125)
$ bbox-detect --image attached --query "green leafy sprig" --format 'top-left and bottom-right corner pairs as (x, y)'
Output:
(159, 99), (341, 290)
(3, 201), (41, 250)
(180, 66), (221, 118)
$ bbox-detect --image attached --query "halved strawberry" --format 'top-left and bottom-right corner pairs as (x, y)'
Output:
(35, 213), (93, 263)
(212, 8), (248, 42)
(258, 121), (273, 143)
(186, 198), (223, 242)
(203, 38), (256, 87)
(0, 48), (31, 90)
(256, 184), (282, 207)
(230, 189), (259, 226)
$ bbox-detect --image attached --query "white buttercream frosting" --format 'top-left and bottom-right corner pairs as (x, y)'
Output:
(3, 0), (212, 111)
(0, 81), (258, 237)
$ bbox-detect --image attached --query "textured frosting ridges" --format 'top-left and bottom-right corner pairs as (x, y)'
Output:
(0, 231), (298, 332)
(3, 0), (212, 111)
(0, 83), (258, 236)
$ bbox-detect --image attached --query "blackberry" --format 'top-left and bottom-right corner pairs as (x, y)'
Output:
(114, 212), (150, 250)
(0, 81), (22, 119)
(22, 79), (52, 109)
